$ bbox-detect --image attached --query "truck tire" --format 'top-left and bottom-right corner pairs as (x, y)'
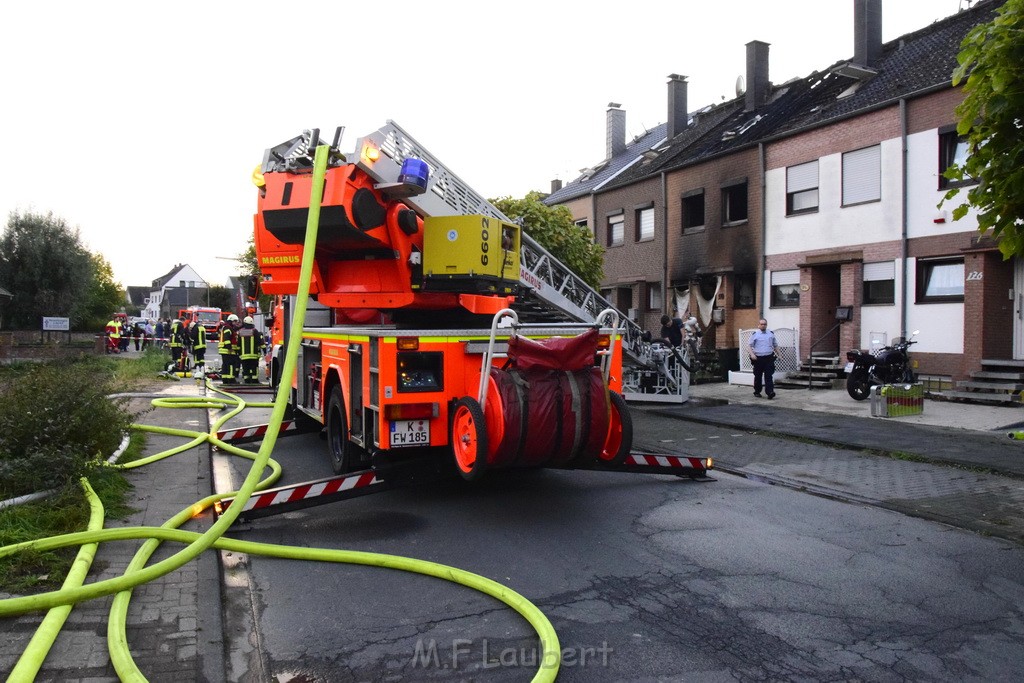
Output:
(326, 385), (354, 473)
(450, 397), (488, 482)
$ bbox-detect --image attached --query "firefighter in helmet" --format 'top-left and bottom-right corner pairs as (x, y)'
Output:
(190, 317), (207, 377)
(219, 314), (240, 385)
(168, 316), (189, 372)
(238, 316), (261, 384)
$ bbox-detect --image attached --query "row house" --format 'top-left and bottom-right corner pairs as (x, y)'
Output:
(545, 0), (1007, 383)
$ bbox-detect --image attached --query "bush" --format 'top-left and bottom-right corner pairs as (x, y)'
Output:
(0, 359), (139, 498)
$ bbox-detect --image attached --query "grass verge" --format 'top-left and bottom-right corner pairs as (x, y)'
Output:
(0, 350), (173, 594)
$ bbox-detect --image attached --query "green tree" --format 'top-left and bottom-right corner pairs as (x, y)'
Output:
(239, 237), (271, 314)
(492, 192), (604, 288)
(207, 285), (235, 313)
(0, 211), (98, 329)
(942, 0), (1024, 258)
(80, 253), (126, 330)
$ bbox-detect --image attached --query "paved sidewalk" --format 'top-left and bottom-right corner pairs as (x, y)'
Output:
(0, 380), (222, 682)
(662, 381), (1024, 476)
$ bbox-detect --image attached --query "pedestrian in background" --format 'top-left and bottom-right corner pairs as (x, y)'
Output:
(748, 318), (779, 399)
(143, 320), (154, 350)
(155, 319), (164, 348)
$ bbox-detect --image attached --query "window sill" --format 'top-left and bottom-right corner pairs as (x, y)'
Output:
(916, 297), (964, 304)
(722, 219), (748, 228)
(841, 198), (881, 208)
(682, 226), (706, 235)
(785, 208), (818, 217)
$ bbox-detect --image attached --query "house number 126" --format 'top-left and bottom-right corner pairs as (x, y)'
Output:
(966, 271), (983, 281)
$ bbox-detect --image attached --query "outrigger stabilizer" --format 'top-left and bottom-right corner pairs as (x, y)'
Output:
(213, 420), (713, 523)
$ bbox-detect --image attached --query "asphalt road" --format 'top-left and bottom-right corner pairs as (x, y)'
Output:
(215, 423), (1024, 682)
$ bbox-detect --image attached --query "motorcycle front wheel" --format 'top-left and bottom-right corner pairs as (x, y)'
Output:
(846, 369), (872, 401)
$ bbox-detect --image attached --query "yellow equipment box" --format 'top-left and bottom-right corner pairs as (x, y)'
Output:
(422, 215), (520, 293)
(870, 382), (924, 418)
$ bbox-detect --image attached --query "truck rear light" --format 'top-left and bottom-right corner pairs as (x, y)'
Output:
(596, 334), (611, 350)
(385, 403), (438, 420)
(362, 143), (380, 163)
(396, 337), (419, 351)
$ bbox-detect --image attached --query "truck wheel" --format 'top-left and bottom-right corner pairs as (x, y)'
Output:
(326, 385), (354, 473)
(451, 397), (488, 481)
(597, 391), (632, 467)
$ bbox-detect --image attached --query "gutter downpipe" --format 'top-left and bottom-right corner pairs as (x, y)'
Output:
(759, 142), (767, 318)
(900, 98), (908, 338)
(662, 171), (669, 313)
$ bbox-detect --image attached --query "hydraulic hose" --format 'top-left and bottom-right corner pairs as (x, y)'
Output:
(0, 143), (560, 682)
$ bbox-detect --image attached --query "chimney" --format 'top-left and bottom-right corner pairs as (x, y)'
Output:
(606, 103), (626, 159)
(853, 0), (882, 68)
(551, 179), (563, 193)
(666, 74), (688, 140)
(745, 40), (770, 112)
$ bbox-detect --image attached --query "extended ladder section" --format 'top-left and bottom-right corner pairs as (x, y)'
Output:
(351, 122), (680, 390)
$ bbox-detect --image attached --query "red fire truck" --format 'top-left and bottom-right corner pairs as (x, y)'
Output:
(251, 124), (707, 485)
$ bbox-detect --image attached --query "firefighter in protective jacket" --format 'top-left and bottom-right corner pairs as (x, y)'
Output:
(190, 319), (207, 375)
(168, 317), (189, 372)
(219, 314), (240, 384)
(238, 316), (261, 384)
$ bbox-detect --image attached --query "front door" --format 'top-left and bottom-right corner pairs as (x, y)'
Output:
(1015, 258), (1024, 359)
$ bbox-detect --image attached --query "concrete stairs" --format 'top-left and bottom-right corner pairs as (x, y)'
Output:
(777, 353), (843, 390)
(937, 359), (1024, 405)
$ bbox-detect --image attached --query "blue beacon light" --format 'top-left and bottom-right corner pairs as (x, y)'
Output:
(398, 158), (430, 190)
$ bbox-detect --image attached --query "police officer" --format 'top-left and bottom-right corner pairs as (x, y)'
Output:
(748, 318), (780, 399)
(238, 316), (261, 384)
(219, 314), (240, 385)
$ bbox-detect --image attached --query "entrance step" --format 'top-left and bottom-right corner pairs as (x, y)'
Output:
(936, 390), (1022, 405)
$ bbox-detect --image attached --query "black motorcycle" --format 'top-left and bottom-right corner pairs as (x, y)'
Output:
(845, 331), (919, 401)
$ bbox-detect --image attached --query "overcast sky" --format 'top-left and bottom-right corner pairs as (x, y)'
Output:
(0, 0), (968, 289)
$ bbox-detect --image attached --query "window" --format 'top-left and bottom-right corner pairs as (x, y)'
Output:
(938, 129), (973, 189)
(863, 261), (895, 305)
(786, 161), (819, 215)
(770, 269), (800, 308)
(916, 257), (964, 303)
(721, 179), (748, 225)
(734, 273), (756, 309)
(682, 189), (705, 233)
(842, 145), (881, 205)
(636, 206), (654, 241)
(607, 213), (624, 247)
(575, 217), (590, 235)
(647, 282), (662, 310)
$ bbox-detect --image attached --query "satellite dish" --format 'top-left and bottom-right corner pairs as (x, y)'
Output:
(735, 75), (746, 97)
